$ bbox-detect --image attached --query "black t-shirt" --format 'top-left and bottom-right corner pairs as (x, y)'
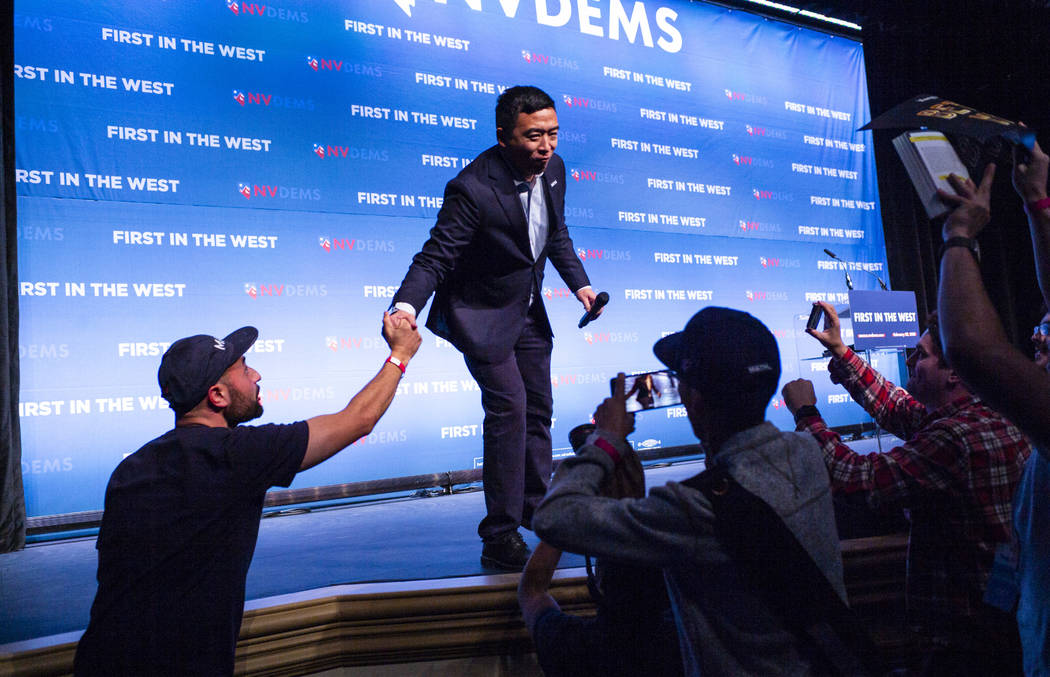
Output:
(74, 421), (308, 676)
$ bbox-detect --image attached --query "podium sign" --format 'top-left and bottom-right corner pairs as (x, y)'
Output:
(848, 291), (920, 350)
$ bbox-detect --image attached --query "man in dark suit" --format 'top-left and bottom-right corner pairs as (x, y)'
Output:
(392, 85), (597, 570)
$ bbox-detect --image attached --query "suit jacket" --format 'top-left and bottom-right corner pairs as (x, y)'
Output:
(394, 146), (590, 362)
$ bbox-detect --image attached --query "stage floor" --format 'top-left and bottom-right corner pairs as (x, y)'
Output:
(1, 432), (902, 652)
(1, 458), (708, 647)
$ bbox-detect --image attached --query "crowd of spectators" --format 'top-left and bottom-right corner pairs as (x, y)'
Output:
(518, 135), (1050, 676)
(71, 107), (1050, 675)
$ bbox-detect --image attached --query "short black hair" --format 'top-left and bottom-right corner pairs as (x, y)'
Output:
(495, 85), (555, 140)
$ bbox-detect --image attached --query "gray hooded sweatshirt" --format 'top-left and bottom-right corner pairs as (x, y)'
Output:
(534, 421), (846, 676)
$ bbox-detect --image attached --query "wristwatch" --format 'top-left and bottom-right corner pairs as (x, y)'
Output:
(939, 236), (980, 263)
(793, 404), (821, 424)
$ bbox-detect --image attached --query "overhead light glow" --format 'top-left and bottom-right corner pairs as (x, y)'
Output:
(744, 0), (862, 31)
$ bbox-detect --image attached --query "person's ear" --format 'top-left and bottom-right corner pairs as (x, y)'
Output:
(207, 383), (230, 410)
(946, 370), (962, 388)
(496, 127), (506, 146)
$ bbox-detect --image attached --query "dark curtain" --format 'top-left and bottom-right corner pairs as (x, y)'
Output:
(1, 3), (25, 552)
(861, 0), (1050, 343)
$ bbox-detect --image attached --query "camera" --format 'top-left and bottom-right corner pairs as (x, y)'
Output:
(568, 423), (596, 452)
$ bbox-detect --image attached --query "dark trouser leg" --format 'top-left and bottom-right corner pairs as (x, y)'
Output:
(517, 318), (553, 528)
(465, 314), (553, 541)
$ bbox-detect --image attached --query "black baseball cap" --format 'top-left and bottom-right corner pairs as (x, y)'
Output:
(158, 327), (258, 416)
(653, 307), (780, 403)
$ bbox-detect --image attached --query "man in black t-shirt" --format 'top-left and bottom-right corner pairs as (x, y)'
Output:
(74, 313), (420, 676)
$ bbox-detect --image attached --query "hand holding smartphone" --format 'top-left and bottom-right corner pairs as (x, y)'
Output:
(612, 369), (682, 413)
(806, 304), (823, 331)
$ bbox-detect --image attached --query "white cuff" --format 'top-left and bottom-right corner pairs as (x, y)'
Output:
(392, 302), (416, 316)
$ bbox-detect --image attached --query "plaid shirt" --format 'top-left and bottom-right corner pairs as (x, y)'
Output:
(797, 348), (1031, 637)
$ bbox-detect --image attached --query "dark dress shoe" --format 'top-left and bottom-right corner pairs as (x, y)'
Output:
(481, 531), (532, 571)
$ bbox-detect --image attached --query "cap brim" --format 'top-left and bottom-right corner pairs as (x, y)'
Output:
(222, 327), (259, 370)
(653, 331), (684, 372)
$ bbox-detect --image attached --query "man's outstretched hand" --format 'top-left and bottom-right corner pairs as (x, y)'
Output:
(383, 311), (422, 362)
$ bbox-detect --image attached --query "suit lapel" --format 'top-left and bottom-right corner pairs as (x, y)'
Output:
(544, 172), (563, 213)
(489, 151), (534, 257)
(533, 174), (560, 261)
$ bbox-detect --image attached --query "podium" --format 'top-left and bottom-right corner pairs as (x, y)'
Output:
(848, 290), (920, 351)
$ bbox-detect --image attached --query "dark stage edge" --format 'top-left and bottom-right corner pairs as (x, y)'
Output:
(0, 436), (897, 650)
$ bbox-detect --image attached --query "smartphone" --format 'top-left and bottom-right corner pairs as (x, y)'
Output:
(612, 369), (681, 413)
(806, 304), (823, 331)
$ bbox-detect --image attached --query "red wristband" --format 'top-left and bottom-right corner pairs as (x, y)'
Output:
(1027, 197), (1050, 213)
(593, 437), (622, 464)
(385, 355), (406, 375)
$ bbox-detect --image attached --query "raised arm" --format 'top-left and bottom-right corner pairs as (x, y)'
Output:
(301, 313), (421, 470)
(804, 301), (927, 437)
(805, 301), (851, 359)
(1013, 138), (1050, 303)
(937, 164), (1050, 452)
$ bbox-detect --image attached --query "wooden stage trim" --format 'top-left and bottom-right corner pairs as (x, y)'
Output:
(234, 569), (596, 676)
(0, 535), (910, 677)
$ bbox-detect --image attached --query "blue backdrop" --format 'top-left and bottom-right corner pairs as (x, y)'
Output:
(14, 0), (895, 517)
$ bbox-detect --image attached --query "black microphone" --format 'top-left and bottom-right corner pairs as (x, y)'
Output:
(579, 291), (610, 328)
(823, 248), (854, 291)
(823, 248), (888, 291)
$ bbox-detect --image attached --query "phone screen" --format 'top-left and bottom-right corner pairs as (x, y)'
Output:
(613, 370), (682, 413)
